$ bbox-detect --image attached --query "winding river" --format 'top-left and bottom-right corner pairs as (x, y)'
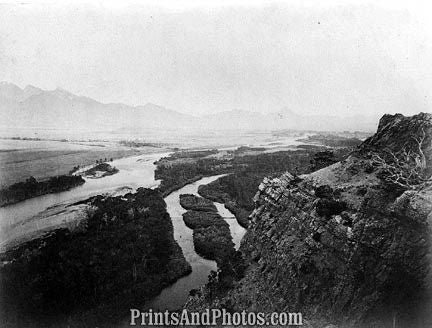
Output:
(147, 174), (246, 311)
(0, 152), (246, 311)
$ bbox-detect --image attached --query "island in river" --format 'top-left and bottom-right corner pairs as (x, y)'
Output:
(0, 132), (360, 326)
(0, 161), (119, 207)
(179, 194), (235, 264)
(179, 193), (246, 292)
(80, 162), (119, 178)
(155, 144), (353, 229)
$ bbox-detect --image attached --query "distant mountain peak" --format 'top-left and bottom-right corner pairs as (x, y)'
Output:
(217, 108), (258, 116)
(0, 81), (21, 90)
(0, 81), (19, 87)
(0, 81), (379, 132)
(53, 87), (71, 94)
(24, 85), (42, 91)
(0, 82), (24, 101)
(48, 87), (78, 100)
(142, 102), (165, 109)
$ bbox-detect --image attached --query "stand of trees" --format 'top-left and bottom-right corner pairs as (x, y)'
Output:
(0, 175), (85, 207)
(0, 188), (191, 327)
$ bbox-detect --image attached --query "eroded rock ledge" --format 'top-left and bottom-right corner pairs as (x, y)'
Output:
(187, 113), (432, 328)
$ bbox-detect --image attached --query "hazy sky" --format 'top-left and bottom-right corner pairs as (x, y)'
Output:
(1, 0), (432, 116)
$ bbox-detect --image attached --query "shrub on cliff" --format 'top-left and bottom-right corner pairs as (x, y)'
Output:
(315, 198), (347, 218)
(310, 150), (338, 171)
(314, 185), (334, 199)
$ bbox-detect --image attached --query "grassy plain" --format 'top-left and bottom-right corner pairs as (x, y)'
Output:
(0, 139), (158, 187)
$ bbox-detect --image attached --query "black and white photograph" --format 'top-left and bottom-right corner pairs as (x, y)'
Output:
(0, 0), (431, 327)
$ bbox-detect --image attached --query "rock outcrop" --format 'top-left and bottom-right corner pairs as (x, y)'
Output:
(188, 113), (432, 328)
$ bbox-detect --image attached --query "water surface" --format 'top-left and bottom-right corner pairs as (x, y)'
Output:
(0, 152), (170, 249)
(0, 153), (247, 314)
(147, 175), (246, 311)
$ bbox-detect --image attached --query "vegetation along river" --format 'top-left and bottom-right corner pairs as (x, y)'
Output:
(0, 152), (246, 312)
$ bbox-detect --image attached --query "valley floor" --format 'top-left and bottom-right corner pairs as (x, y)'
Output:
(0, 138), (162, 187)
(0, 130), (364, 327)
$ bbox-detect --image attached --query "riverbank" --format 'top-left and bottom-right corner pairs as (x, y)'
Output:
(1, 138), (355, 319)
(182, 209), (234, 263)
(0, 152), (170, 252)
(155, 147), (353, 229)
(179, 194), (234, 263)
(0, 188), (191, 327)
(0, 154), (236, 320)
(0, 138), (167, 187)
(177, 193), (246, 303)
(0, 175), (85, 207)
(142, 174), (246, 313)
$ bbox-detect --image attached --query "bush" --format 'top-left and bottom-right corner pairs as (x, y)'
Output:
(316, 198), (347, 217)
(315, 185), (334, 199)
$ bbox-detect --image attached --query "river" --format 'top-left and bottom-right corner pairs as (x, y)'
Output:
(0, 152), (246, 312)
(0, 152), (170, 250)
(147, 174), (246, 311)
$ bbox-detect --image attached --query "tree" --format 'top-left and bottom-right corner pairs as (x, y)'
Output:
(26, 176), (37, 184)
(371, 129), (430, 190)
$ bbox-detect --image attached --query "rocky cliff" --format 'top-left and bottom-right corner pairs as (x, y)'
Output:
(187, 113), (432, 328)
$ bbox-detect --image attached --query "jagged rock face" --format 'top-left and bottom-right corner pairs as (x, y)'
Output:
(218, 113), (432, 327)
(362, 113), (431, 152)
(361, 112), (432, 178)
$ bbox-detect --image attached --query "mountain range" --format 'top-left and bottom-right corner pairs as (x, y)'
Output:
(0, 82), (379, 132)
